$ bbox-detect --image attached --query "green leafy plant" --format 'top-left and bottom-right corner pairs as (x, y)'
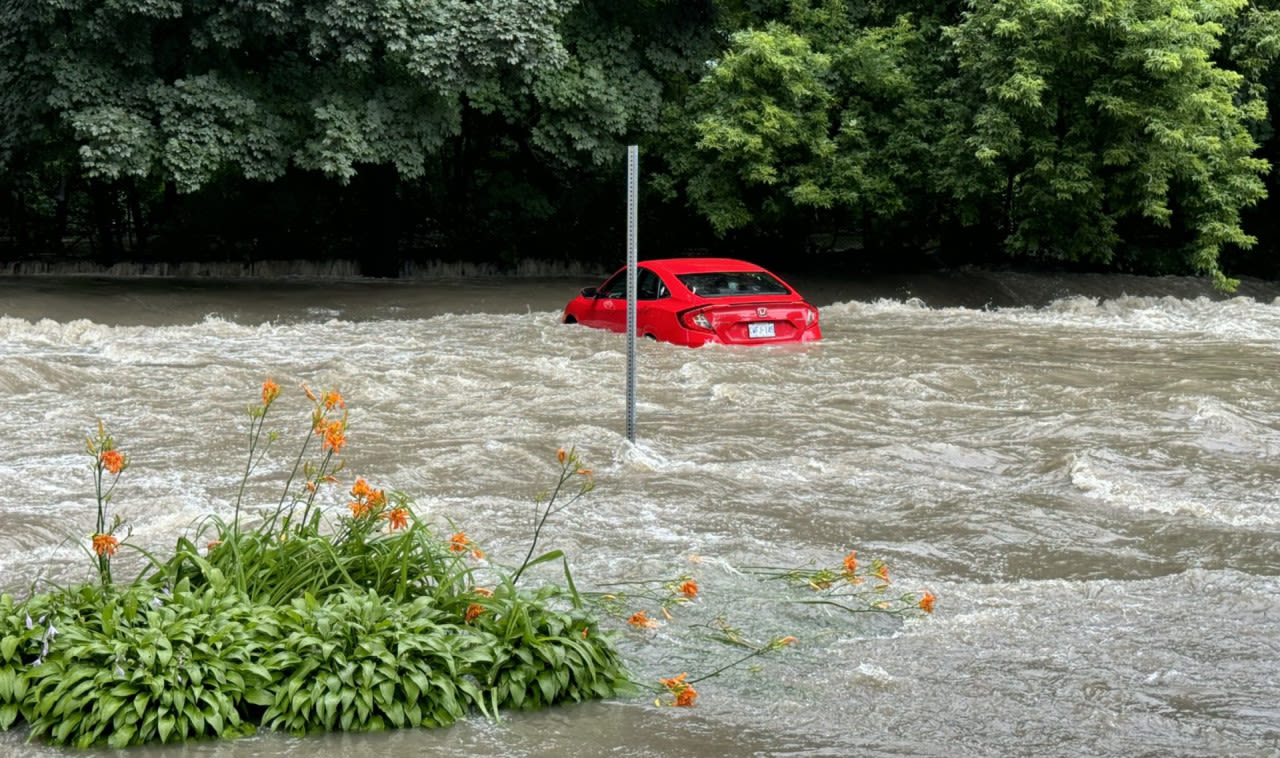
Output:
(472, 584), (625, 713)
(258, 591), (479, 734)
(18, 578), (268, 747)
(0, 592), (46, 731)
(0, 379), (633, 747)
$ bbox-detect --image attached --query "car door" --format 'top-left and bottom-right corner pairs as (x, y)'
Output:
(578, 270), (629, 331)
(634, 267), (672, 337)
(579, 267), (669, 333)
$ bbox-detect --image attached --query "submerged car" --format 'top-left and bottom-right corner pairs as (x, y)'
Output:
(562, 257), (821, 347)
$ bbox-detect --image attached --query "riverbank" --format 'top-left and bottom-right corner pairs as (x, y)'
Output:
(0, 257), (608, 280)
(791, 267), (1280, 309)
(4, 257), (1279, 312)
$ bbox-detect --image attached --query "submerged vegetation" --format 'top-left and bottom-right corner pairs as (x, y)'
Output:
(0, 379), (934, 748)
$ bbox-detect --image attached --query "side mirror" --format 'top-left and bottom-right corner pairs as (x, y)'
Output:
(580, 287), (599, 298)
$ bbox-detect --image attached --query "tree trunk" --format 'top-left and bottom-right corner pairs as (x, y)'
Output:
(53, 173), (71, 251)
(88, 179), (122, 264)
(125, 177), (147, 254)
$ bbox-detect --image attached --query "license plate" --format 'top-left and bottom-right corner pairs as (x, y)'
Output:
(748, 322), (775, 339)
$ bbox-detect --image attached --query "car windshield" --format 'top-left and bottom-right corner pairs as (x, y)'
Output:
(676, 271), (791, 298)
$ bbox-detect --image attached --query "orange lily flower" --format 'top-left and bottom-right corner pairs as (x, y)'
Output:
(321, 420), (346, 454)
(351, 477), (374, 498)
(659, 673), (697, 707)
(262, 379), (280, 406)
(100, 449), (125, 475)
(92, 533), (119, 557)
(627, 610), (658, 629)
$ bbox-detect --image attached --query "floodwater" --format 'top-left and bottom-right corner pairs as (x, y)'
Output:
(2, 269), (1279, 757)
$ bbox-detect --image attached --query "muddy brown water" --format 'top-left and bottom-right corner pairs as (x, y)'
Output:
(2, 269), (1278, 757)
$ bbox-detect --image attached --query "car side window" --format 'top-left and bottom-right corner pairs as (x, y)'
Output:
(637, 269), (667, 300)
(598, 269), (668, 300)
(598, 272), (627, 299)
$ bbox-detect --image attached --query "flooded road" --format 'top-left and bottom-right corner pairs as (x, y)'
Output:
(2, 270), (1279, 757)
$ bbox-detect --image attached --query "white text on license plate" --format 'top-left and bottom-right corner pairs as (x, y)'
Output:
(748, 322), (775, 339)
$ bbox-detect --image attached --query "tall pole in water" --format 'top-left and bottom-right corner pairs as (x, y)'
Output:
(625, 145), (638, 444)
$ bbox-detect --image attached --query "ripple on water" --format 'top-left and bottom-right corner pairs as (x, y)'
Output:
(2, 280), (1279, 757)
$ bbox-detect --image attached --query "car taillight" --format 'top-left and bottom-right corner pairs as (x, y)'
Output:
(680, 308), (714, 332)
(805, 307), (818, 326)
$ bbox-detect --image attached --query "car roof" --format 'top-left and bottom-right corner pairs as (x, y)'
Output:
(640, 258), (768, 275)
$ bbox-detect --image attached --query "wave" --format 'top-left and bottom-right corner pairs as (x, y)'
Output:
(821, 292), (1280, 342)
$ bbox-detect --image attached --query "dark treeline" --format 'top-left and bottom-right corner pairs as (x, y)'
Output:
(3, 0), (1280, 287)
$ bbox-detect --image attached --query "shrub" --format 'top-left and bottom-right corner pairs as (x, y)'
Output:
(258, 590), (478, 734)
(19, 577), (269, 747)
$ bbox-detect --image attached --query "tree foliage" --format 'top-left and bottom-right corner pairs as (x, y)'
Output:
(658, 3), (942, 258)
(7, 0), (579, 189)
(1, 0), (1278, 284)
(947, 0), (1268, 287)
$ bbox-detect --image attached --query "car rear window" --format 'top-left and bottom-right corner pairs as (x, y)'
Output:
(676, 271), (791, 297)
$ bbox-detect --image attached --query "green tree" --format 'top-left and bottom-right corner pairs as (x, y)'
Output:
(0, 0), (721, 268)
(654, 2), (959, 262)
(945, 0), (1269, 289)
(430, 0), (720, 264)
(22, 0), (579, 188)
(1219, 0), (1280, 277)
(0, 0), (580, 265)
(664, 22), (835, 235)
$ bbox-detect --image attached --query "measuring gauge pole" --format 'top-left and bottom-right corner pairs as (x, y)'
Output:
(625, 145), (638, 444)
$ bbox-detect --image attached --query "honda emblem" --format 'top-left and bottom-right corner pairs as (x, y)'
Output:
(757, 307), (768, 317)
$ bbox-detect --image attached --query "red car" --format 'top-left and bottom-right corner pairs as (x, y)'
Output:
(562, 258), (821, 347)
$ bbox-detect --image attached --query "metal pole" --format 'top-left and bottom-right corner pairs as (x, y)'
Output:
(625, 145), (638, 443)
